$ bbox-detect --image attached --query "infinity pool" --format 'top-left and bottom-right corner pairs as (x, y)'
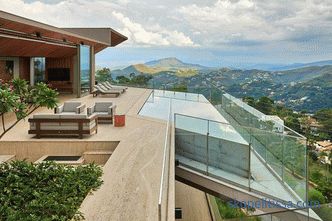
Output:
(139, 90), (247, 145)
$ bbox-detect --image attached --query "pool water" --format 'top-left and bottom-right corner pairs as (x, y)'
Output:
(139, 90), (247, 144)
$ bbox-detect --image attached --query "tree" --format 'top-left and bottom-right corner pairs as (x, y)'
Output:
(243, 96), (255, 107)
(308, 189), (326, 204)
(96, 68), (112, 83)
(0, 81), (58, 139)
(0, 87), (27, 133)
(314, 109), (332, 140)
(171, 83), (188, 92)
(255, 96), (274, 115)
(130, 75), (152, 86)
(11, 78), (30, 103)
(30, 82), (59, 112)
(285, 116), (301, 132)
(116, 75), (130, 84)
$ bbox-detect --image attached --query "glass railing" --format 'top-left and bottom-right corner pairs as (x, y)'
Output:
(157, 98), (172, 221)
(175, 113), (308, 206)
(99, 79), (309, 218)
(217, 93), (307, 202)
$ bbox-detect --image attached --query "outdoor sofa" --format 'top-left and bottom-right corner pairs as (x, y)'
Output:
(28, 101), (97, 139)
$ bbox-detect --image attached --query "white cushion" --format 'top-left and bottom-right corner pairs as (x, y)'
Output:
(63, 102), (81, 112)
(95, 102), (112, 112)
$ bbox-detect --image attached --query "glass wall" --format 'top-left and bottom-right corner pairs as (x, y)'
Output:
(80, 45), (91, 95)
(218, 93), (307, 201)
(33, 57), (45, 84)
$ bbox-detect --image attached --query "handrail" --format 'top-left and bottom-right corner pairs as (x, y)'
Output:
(157, 97), (172, 221)
(174, 113), (306, 140)
(221, 93), (306, 139)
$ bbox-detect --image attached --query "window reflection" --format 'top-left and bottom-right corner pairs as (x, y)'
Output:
(80, 45), (91, 95)
(33, 57), (45, 84)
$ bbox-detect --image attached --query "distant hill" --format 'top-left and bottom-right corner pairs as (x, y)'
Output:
(273, 73), (332, 112)
(108, 58), (331, 112)
(273, 65), (332, 83)
(243, 60), (332, 71)
(145, 57), (208, 70)
(111, 57), (205, 78)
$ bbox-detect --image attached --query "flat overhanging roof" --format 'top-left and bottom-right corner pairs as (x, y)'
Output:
(0, 10), (127, 56)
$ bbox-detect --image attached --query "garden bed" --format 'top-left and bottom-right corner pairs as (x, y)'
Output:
(0, 160), (103, 220)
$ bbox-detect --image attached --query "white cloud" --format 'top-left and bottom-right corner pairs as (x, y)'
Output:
(1, 0), (332, 63)
(178, 0), (332, 47)
(0, 0), (197, 47)
(112, 11), (197, 47)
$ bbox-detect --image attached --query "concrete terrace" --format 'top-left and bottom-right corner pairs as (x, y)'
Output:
(0, 87), (172, 221)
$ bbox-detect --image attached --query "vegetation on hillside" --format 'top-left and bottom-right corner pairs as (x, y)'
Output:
(115, 74), (152, 86)
(215, 198), (261, 220)
(0, 160), (103, 220)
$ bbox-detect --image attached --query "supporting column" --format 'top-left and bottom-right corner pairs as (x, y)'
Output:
(30, 57), (34, 86)
(76, 46), (81, 98)
(90, 46), (95, 92)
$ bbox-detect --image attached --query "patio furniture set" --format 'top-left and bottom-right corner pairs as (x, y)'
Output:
(28, 101), (117, 139)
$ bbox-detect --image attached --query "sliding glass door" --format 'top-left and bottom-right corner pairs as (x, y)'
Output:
(31, 57), (45, 85)
(80, 45), (91, 95)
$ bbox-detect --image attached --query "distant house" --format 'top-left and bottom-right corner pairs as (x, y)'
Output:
(315, 140), (332, 152)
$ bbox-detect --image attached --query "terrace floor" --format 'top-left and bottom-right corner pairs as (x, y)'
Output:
(0, 87), (171, 221)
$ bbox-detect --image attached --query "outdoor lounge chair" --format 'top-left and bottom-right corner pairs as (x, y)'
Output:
(102, 81), (127, 92)
(54, 101), (86, 114)
(87, 101), (116, 124)
(92, 85), (122, 97)
(28, 113), (98, 139)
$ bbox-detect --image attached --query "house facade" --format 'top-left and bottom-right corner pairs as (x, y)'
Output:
(0, 11), (127, 97)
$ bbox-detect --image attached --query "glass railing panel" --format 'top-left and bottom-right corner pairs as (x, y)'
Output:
(208, 120), (250, 188)
(175, 114), (208, 135)
(282, 135), (307, 201)
(175, 114), (209, 174)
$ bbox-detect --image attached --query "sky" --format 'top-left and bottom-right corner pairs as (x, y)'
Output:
(1, 0), (332, 68)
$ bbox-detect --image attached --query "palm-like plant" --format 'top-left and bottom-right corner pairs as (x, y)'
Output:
(11, 78), (30, 103)
(30, 82), (59, 111)
(0, 88), (27, 133)
(0, 81), (58, 139)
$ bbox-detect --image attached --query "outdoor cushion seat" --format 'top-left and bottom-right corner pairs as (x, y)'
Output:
(55, 101), (86, 114)
(87, 102), (116, 124)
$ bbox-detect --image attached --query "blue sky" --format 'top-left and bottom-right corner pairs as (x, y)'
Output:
(2, 0), (332, 68)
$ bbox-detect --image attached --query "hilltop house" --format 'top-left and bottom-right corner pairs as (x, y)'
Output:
(0, 10), (127, 97)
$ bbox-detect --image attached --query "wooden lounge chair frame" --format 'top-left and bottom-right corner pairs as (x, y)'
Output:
(92, 85), (122, 97)
(28, 116), (98, 139)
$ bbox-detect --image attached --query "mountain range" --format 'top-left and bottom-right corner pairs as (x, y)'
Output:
(109, 57), (332, 112)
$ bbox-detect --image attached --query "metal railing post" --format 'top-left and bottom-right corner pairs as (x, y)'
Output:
(249, 127), (252, 191)
(281, 136), (285, 182)
(206, 120), (210, 175)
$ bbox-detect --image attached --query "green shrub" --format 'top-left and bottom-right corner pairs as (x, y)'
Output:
(0, 160), (103, 220)
(308, 189), (326, 204)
